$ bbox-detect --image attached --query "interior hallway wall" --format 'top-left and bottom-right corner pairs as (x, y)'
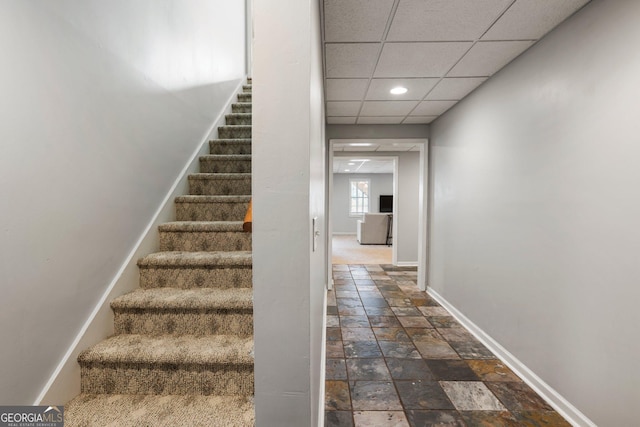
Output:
(0, 0), (245, 404)
(253, 0), (326, 425)
(429, 0), (640, 425)
(332, 173), (393, 233)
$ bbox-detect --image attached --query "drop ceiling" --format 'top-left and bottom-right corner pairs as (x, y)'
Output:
(333, 158), (395, 174)
(333, 139), (422, 173)
(322, 0), (590, 125)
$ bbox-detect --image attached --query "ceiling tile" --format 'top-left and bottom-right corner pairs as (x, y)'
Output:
(387, 0), (513, 41)
(483, 0), (590, 40)
(448, 40), (534, 77)
(374, 42), (472, 78)
(324, 0), (395, 42)
(326, 79), (370, 101)
(403, 116), (437, 124)
(327, 117), (358, 124)
(326, 101), (361, 116)
(412, 100), (457, 116)
(325, 43), (380, 78)
(366, 78), (439, 100)
(340, 146), (382, 151)
(426, 77), (487, 100)
(357, 116), (405, 124)
(361, 100), (419, 116)
(376, 144), (416, 151)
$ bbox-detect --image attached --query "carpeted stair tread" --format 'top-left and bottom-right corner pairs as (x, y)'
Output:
(159, 221), (245, 232)
(199, 155), (251, 173)
(200, 154), (252, 161)
(138, 251), (252, 268)
(65, 394), (254, 427)
(209, 139), (252, 155)
(189, 173), (252, 179)
(78, 334), (253, 366)
(174, 195), (251, 203)
(111, 288), (253, 311)
(218, 125), (251, 132)
(211, 138), (252, 144)
(158, 222), (251, 251)
(188, 174), (252, 196)
(174, 196), (250, 221)
(225, 114), (252, 125)
(232, 103), (252, 113)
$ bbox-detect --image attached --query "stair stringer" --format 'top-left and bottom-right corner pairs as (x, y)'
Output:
(35, 77), (248, 406)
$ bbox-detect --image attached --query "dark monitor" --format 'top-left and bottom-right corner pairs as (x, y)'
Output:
(379, 195), (393, 213)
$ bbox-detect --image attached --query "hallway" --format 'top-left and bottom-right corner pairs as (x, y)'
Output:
(325, 265), (570, 426)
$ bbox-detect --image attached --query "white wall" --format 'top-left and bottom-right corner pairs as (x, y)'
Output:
(0, 1), (246, 404)
(253, 0), (326, 424)
(332, 173), (393, 233)
(429, 1), (640, 425)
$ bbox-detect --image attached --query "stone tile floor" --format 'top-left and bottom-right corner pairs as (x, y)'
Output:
(325, 264), (571, 427)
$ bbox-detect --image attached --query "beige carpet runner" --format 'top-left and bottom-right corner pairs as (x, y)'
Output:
(65, 79), (254, 426)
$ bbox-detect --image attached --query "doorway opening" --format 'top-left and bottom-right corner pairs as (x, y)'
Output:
(331, 155), (397, 265)
(327, 138), (428, 291)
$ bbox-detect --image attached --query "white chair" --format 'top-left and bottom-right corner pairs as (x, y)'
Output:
(356, 213), (391, 244)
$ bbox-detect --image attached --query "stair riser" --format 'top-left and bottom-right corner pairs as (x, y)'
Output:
(199, 159), (251, 174)
(189, 177), (251, 196)
(218, 127), (251, 139)
(159, 232), (251, 252)
(238, 93), (251, 102)
(209, 140), (252, 155)
(175, 201), (248, 221)
(232, 104), (252, 113)
(113, 310), (253, 336)
(242, 85), (251, 92)
(80, 364), (253, 396)
(139, 267), (252, 289)
(225, 115), (252, 125)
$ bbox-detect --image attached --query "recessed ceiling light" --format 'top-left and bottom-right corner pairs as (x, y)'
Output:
(348, 163), (355, 166)
(344, 169), (350, 172)
(390, 86), (408, 95)
(349, 143), (372, 147)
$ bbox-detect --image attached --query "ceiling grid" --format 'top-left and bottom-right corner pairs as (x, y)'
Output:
(322, 0), (591, 125)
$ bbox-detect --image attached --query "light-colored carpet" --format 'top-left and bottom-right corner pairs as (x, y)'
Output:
(66, 80), (254, 426)
(332, 234), (392, 265)
(65, 394), (254, 427)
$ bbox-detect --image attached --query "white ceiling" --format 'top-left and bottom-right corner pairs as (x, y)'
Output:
(322, 0), (590, 125)
(333, 139), (422, 173)
(333, 158), (395, 174)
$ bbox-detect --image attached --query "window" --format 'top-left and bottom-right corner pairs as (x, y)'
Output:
(349, 179), (370, 216)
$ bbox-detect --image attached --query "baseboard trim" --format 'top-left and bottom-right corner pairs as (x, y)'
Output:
(35, 77), (247, 406)
(396, 261), (418, 267)
(318, 292), (327, 427)
(427, 288), (596, 427)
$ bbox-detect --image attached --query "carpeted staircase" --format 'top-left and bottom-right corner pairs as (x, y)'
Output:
(65, 79), (254, 426)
